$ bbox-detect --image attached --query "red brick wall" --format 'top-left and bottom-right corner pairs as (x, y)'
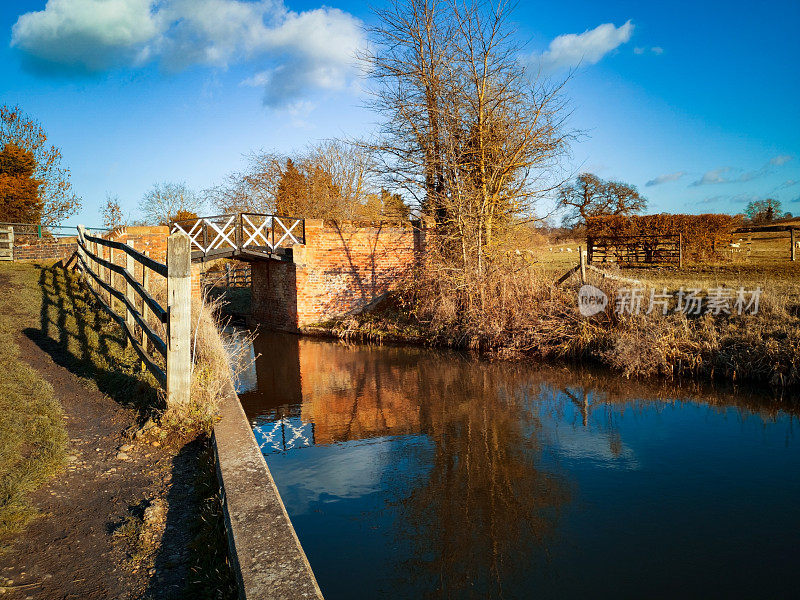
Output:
(251, 220), (424, 331)
(13, 240), (78, 262)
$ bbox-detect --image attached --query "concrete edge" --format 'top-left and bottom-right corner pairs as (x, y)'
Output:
(213, 389), (324, 600)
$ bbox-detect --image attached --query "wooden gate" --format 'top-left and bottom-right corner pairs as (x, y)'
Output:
(0, 227), (13, 261)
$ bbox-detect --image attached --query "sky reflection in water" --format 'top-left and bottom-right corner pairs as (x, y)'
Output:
(239, 333), (800, 600)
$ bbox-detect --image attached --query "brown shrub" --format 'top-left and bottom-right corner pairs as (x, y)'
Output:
(587, 213), (743, 260)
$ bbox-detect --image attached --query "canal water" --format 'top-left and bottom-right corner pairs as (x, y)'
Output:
(237, 332), (799, 599)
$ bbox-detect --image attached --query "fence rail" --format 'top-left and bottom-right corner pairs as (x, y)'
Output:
(200, 264), (252, 289)
(75, 226), (191, 405)
(1, 222), (110, 240)
(587, 234), (683, 267)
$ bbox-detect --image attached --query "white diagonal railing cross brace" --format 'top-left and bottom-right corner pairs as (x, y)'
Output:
(206, 215), (237, 252)
(242, 213), (273, 249)
(171, 220), (205, 252)
(273, 216), (302, 247)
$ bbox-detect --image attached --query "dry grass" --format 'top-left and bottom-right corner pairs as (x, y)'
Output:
(327, 242), (800, 392)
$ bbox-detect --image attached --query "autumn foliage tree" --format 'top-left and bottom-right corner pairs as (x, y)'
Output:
(101, 193), (125, 229)
(0, 142), (43, 223)
(0, 105), (80, 226)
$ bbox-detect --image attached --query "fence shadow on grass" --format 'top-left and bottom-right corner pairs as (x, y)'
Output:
(23, 263), (163, 423)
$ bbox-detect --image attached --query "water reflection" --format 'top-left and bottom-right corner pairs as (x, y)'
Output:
(239, 333), (800, 600)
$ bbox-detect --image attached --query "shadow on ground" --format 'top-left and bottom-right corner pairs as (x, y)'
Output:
(24, 264), (162, 423)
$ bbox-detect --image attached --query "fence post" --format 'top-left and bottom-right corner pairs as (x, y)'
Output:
(579, 246), (586, 284)
(107, 245), (114, 305)
(678, 233), (683, 269)
(167, 232), (192, 407)
(77, 225), (86, 272)
(125, 248), (135, 344)
(141, 252), (151, 352)
(791, 228), (796, 262)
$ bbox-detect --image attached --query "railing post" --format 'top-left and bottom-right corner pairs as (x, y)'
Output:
(77, 225), (86, 274)
(142, 251), (151, 353)
(579, 246), (586, 284)
(125, 247), (136, 345)
(167, 232), (192, 407)
(791, 228), (796, 262)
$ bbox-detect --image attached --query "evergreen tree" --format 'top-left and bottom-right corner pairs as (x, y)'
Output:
(275, 159), (306, 215)
(380, 189), (410, 220)
(0, 142), (43, 223)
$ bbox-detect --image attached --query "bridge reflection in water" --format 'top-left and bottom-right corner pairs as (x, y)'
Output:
(237, 332), (800, 600)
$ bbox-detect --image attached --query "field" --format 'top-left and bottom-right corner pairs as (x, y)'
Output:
(534, 230), (800, 303)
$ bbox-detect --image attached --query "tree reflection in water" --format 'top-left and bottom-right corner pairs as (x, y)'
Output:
(238, 332), (799, 599)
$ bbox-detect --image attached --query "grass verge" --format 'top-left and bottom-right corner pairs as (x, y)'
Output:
(0, 262), (67, 548)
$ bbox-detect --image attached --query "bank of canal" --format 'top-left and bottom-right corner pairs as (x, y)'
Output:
(237, 332), (799, 599)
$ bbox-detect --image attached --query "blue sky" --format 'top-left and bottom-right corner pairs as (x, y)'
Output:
(1, 0), (799, 226)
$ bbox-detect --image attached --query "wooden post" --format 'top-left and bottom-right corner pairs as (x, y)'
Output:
(141, 252), (150, 352)
(77, 225), (86, 274)
(225, 262), (231, 288)
(125, 249), (135, 345)
(791, 228), (796, 262)
(678, 233), (683, 269)
(167, 232), (192, 407)
(90, 238), (99, 293)
(107, 245), (114, 306)
(747, 235), (752, 261)
(579, 245), (586, 284)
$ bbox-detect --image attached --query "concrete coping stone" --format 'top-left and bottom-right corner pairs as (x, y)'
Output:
(214, 390), (324, 600)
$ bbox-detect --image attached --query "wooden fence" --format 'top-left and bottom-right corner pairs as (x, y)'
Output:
(587, 234), (683, 267)
(75, 226), (191, 406)
(200, 264), (251, 289)
(0, 227), (13, 261)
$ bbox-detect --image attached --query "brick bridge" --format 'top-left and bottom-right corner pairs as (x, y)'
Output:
(105, 213), (428, 332)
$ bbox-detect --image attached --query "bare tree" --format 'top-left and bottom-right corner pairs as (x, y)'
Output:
(139, 182), (204, 225)
(101, 193), (125, 229)
(303, 139), (376, 219)
(744, 198), (784, 224)
(0, 105), (81, 226)
(364, 0), (573, 277)
(557, 173), (646, 229)
(205, 151), (285, 214)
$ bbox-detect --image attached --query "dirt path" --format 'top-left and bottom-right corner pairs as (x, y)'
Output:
(0, 316), (199, 599)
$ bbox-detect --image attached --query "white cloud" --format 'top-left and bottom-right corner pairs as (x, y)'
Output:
(771, 154), (793, 166)
(634, 45), (663, 56)
(691, 156), (794, 187)
(11, 0), (159, 73)
(691, 167), (734, 186)
(534, 20), (634, 73)
(11, 0), (364, 107)
(646, 171), (685, 186)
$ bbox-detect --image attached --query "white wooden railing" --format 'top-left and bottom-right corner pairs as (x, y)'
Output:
(170, 213), (305, 259)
